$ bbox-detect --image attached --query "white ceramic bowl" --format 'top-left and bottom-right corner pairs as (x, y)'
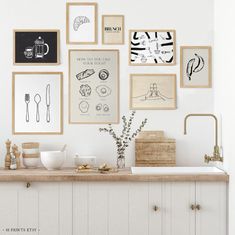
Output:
(23, 158), (40, 169)
(74, 155), (96, 167)
(40, 151), (66, 170)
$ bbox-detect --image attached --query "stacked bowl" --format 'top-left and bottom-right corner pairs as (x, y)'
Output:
(22, 142), (40, 168)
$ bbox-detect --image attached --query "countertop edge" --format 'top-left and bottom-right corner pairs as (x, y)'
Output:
(0, 169), (229, 182)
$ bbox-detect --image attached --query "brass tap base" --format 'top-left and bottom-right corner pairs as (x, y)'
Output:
(204, 146), (223, 163)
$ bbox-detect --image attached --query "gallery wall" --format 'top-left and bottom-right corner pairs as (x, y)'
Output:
(0, 0), (214, 167)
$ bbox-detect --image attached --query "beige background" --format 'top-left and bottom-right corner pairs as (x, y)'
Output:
(102, 15), (124, 44)
(69, 50), (119, 123)
(130, 74), (176, 109)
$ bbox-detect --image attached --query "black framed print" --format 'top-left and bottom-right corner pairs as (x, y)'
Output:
(14, 30), (60, 65)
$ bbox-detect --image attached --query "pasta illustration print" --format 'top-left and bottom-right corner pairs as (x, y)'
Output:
(130, 30), (175, 65)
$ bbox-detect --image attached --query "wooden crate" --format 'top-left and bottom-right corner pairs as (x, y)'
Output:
(135, 131), (176, 166)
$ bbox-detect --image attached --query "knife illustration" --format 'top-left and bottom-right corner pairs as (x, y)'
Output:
(46, 84), (50, 123)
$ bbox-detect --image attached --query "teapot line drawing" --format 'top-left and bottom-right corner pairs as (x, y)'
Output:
(24, 36), (50, 59)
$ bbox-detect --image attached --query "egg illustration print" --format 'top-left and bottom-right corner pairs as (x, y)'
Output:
(79, 101), (89, 113)
(96, 85), (112, 97)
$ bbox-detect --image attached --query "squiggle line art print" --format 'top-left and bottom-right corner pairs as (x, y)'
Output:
(186, 54), (205, 81)
(130, 30), (175, 65)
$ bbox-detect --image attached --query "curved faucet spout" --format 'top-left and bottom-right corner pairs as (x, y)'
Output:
(184, 113), (218, 147)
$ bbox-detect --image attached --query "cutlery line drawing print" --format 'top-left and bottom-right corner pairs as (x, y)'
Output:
(46, 84), (51, 123)
(25, 94), (30, 122)
(34, 94), (41, 122)
(24, 84), (51, 123)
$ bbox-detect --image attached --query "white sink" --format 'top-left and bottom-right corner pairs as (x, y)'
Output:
(131, 167), (225, 175)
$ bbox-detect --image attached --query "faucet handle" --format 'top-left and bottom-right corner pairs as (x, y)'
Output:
(204, 154), (210, 163)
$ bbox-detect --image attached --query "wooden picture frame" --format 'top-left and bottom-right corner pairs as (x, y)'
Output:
(66, 2), (97, 44)
(129, 29), (176, 66)
(12, 72), (63, 135)
(69, 49), (119, 124)
(180, 46), (212, 88)
(102, 15), (124, 45)
(130, 74), (177, 110)
(13, 29), (60, 65)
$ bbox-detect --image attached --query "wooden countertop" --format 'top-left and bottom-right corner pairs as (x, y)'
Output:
(0, 168), (229, 182)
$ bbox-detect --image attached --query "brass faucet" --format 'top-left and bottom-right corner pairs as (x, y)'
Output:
(184, 114), (223, 163)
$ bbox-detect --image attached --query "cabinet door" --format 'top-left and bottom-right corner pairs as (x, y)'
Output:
(73, 182), (129, 235)
(0, 182), (72, 235)
(163, 182), (195, 235)
(195, 182), (227, 235)
(129, 182), (162, 235)
(129, 182), (149, 235)
(0, 183), (19, 235)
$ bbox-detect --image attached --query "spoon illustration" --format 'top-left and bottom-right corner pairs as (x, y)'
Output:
(34, 94), (41, 122)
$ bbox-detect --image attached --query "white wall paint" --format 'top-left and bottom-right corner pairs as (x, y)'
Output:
(214, 0), (235, 234)
(0, 0), (214, 167)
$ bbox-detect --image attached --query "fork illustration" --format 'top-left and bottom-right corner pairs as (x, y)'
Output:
(25, 94), (30, 122)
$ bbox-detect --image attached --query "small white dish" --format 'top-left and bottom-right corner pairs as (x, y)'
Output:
(41, 151), (66, 170)
(74, 155), (96, 167)
(23, 158), (40, 169)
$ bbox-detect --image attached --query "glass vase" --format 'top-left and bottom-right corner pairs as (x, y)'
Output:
(117, 154), (125, 169)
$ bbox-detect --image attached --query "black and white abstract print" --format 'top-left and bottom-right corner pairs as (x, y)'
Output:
(130, 30), (175, 65)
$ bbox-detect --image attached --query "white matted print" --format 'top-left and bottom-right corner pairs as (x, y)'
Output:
(66, 2), (97, 44)
(130, 74), (176, 110)
(129, 30), (176, 65)
(13, 72), (63, 134)
(180, 46), (212, 88)
(69, 50), (119, 124)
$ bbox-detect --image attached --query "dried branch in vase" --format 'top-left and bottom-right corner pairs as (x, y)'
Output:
(99, 111), (147, 168)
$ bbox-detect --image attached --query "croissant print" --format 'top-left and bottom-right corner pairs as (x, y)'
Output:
(186, 53), (205, 81)
(73, 16), (90, 31)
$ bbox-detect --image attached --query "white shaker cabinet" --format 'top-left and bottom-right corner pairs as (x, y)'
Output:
(73, 181), (227, 235)
(0, 181), (227, 235)
(73, 182), (162, 235)
(163, 182), (227, 235)
(0, 182), (72, 235)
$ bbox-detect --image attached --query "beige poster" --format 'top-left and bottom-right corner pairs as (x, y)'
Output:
(180, 46), (211, 88)
(69, 50), (119, 124)
(102, 15), (124, 44)
(130, 74), (176, 110)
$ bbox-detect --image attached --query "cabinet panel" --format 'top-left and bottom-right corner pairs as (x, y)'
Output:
(163, 182), (195, 235)
(108, 183), (129, 235)
(73, 182), (89, 235)
(0, 183), (18, 235)
(149, 182), (162, 235)
(129, 182), (149, 235)
(196, 182), (227, 235)
(18, 185), (38, 235)
(88, 183), (108, 235)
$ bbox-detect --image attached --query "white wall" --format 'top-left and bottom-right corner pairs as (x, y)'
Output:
(214, 0), (235, 234)
(0, 0), (215, 167)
